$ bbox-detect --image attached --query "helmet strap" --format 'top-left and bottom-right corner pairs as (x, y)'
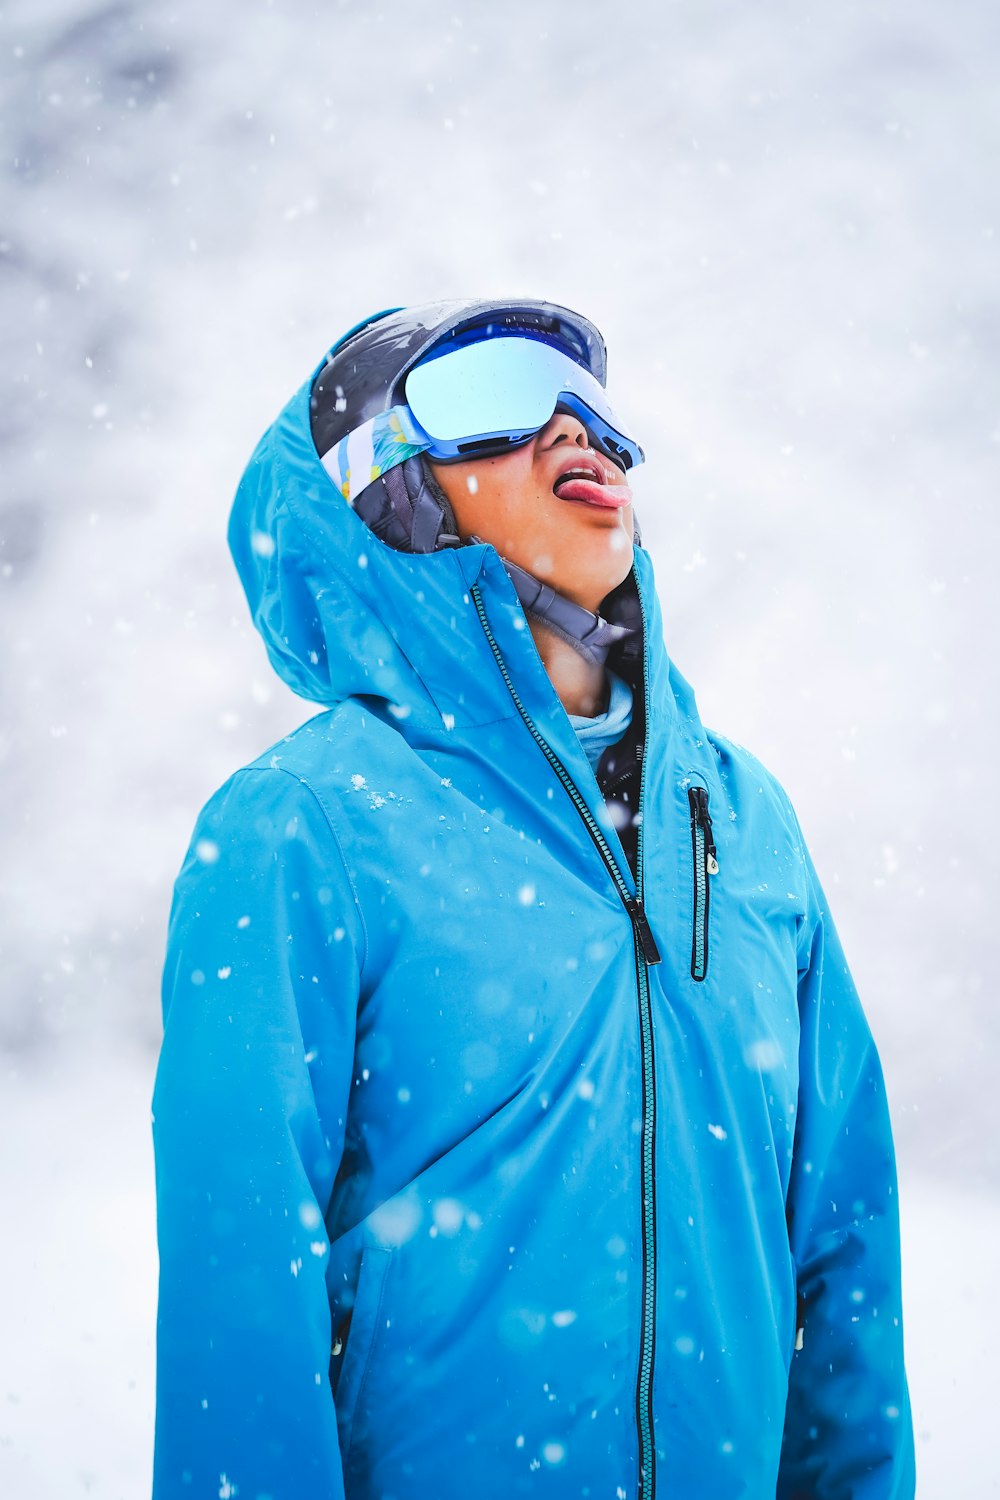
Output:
(486, 556), (635, 671)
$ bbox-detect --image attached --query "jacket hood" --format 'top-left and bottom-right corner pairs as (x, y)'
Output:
(228, 349), (699, 740)
(229, 352), (483, 712)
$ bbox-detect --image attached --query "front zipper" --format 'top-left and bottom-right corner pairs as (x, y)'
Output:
(687, 785), (718, 982)
(470, 577), (659, 1497)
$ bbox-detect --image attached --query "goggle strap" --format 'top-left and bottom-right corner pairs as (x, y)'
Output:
(321, 406), (430, 504)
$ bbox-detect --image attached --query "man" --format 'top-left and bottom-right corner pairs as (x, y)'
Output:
(153, 299), (915, 1498)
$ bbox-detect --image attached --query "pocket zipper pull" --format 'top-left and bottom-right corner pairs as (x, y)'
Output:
(690, 786), (720, 875)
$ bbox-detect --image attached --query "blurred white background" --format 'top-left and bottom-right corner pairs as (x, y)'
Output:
(1, 0), (997, 1493)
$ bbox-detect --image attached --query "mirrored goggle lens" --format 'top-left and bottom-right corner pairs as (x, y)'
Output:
(403, 336), (644, 469)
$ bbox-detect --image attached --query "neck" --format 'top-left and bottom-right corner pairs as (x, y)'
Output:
(529, 617), (609, 717)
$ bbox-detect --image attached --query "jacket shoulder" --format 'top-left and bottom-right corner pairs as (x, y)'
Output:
(704, 728), (828, 960)
(702, 728), (800, 829)
(171, 706), (371, 877)
(240, 701), (401, 782)
(702, 727), (815, 895)
(170, 712), (368, 964)
(185, 702), (407, 855)
(241, 703), (356, 775)
(178, 704), (378, 819)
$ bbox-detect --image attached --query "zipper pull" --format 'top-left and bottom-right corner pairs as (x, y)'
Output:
(625, 895), (662, 966)
(690, 786), (720, 875)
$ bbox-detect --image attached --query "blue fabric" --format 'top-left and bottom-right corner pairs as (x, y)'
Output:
(568, 669), (634, 773)
(153, 349), (915, 1499)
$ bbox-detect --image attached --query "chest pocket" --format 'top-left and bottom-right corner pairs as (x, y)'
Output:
(687, 784), (719, 981)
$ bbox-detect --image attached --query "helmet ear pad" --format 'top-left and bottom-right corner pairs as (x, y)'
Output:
(352, 455), (461, 555)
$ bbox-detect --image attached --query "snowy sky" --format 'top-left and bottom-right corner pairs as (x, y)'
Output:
(2, 2), (999, 1494)
(2, 0), (998, 1193)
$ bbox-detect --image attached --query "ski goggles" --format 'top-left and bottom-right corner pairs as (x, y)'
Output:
(403, 334), (644, 471)
(320, 334), (644, 506)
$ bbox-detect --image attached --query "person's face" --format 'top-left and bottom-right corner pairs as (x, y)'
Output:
(427, 409), (635, 612)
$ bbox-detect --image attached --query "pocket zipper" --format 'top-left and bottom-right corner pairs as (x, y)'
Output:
(688, 786), (718, 982)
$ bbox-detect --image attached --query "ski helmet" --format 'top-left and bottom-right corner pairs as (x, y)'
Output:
(310, 297), (610, 467)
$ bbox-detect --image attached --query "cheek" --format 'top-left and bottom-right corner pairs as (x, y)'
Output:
(438, 468), (497, 528)
(478, 467), (547, 527)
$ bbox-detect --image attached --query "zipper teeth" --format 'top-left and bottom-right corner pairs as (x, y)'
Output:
(470, 576), (657, 1497)
(633, 580), (656, 1499)
(692, 820), (707, 980)
(688, 788), (711, 983)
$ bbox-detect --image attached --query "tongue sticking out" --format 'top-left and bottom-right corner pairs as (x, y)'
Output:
(554, 476), (632, 509)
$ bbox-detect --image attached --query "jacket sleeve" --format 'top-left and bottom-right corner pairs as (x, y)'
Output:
(152, 765), (364, 1500)
(777, 804), (916, 1500)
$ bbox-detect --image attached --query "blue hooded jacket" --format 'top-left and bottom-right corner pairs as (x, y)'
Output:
(152, 350), (915, 1499)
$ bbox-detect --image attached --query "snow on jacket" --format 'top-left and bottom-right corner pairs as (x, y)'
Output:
(152, 349), (916, 1499)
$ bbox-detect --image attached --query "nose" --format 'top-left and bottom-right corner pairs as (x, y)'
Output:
(539, 408), (591, 450)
